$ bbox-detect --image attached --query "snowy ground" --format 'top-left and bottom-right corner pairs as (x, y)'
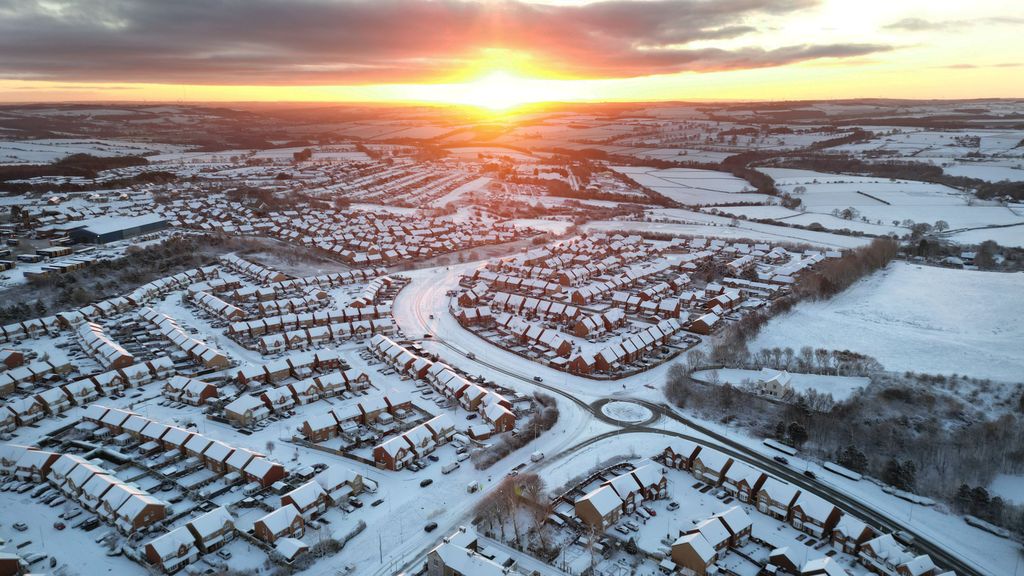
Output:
(691, 368), (868, 401)
(611, 166), (775, 206)
(988, 474), (1024, 505)
(750, 261), (1024, 382)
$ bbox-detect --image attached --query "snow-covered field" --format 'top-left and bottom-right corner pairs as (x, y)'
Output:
(691, 368), (868, 401)
(0, 138), (188, 164)
(751, 262), (1024, 382)
(988, 474), (1024, 505)
(612, 166), (775, 205)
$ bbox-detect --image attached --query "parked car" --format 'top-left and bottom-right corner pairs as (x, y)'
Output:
(420, 478), (434, 487)
(465, 413), (478, 420)
(53, 522), (65, 531)
(803, 470), (817, 479)
(372, 499), (384, 507)
(424, 522), (438, 533)
(614, 525), (630, 535)
(427, 455), (439, 462)
(348, 498), (363, 509)
(533, 376), (543, 382)
(667, 501), (679, 511)
(217, 550), (232, 560)
(773, 456), (789, 465)
(13, 522), (28, 532)
(643, 506), (657, 517)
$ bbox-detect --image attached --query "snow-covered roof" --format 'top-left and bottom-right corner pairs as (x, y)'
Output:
(576, 484), (622, 517)
(672, 533), (715, 564)
(274, 537), (309, 561)
(187, 506), (234, 540)
(256, 504), (301, 534)
(146, 525), (197, 560)
(282, 480), (326, 509)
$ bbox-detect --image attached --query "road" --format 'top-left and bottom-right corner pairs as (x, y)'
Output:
(384, 265), (987, 576)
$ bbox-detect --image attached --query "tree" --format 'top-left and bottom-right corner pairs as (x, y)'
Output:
(787, 422), (808, 448)
(265, 440), (275, 455)
(837, 445), (868, 474)
(934, 220), (949, 232)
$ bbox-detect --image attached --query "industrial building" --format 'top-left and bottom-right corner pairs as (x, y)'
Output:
(62, 214), (168, 244)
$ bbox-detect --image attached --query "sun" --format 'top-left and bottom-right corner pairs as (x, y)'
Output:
(455, 71), (547, 111)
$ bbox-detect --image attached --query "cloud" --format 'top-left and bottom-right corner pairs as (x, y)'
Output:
(0, 0), (894, 85)
(885, 16), (1024, 32)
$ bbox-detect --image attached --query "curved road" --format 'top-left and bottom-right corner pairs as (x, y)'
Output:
(388, 265), (986, 576)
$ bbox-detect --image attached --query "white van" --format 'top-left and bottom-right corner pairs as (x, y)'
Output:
(442, 462), (461, 474)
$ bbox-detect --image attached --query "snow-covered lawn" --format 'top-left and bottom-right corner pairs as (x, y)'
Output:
(691, 368), (867, 401)
(600, 401), (654, 424)
(612, 166), (775, 206)
(988, 474), (1024, 505)
(751, 262), (1024, 382)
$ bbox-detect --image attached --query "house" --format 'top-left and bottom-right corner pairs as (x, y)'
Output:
(82, 473), (120, 511)
(374, 435), (414, 470)
(186, 506), (235, 553)
(691, 446), (732, 485)
(13, 449), (59, 481)
(671, 533), (716, 576)
(630, 461), (667, 500)
(858, 533), (914, 576)
(163, 376), (218, 405)
(663, 442), (702, 470)
(63, 461), (106, 497)
(281, 480), (330, 519)
(688, 312), (719, 335)
(225, 448), (260, 475)
(275, 537), (310, 562)
(200, 441), (234, 474)
(831, 516), (875, 554)
(223, 394), (270, 427)
(721, 460), (765, 503)
(757, 477), (801, 521)
(47, 453), (87, 488)
(603, 470), (640, 514)
(684, 517), (732, 558)
(243, 457), (285, 488)
(254, 504), (304, 544)
(758, 368), (794, 398)
(790, 491), (842, 538)
(426, 528), (519, 576)
(301, 411), (340, 442)
(145, 526), (199, 574)
(114, 493), (168, 533)
(314, 466), (363, 503)
(575, 485), (622, 531)
(712, 506), (753, 547)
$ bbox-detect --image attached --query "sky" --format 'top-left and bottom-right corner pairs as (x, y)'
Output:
(0, 0), (1022, 106)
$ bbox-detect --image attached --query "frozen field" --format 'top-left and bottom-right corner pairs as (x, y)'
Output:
(751, 262), (1024, 382)
(612, 166), (775, 205)
(761, 168), (1024, 238)
(0, 138), (187, 164)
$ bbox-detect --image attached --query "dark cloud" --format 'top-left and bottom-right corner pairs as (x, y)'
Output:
(0, 0), (894, 85)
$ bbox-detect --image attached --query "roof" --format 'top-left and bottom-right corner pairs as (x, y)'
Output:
(430, 541), (508, 576)
(256, 503), (301, 533)
(62, 213), (166, 236)
(187, 506), (234, 540)
(693, 517), (732, 547)
(713, 506), (753, 535)
(577, 485), (622, 517)
(672, 533), (715, 564)
(274, 537), (309, 561)
(792, 491), (837, 523)
(282, 480), (327, 509)
(146, 525), (197, 559)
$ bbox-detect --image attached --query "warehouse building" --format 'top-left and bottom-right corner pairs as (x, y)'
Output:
(63, 214), (168, 244)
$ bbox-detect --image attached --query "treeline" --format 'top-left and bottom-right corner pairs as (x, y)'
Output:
(0, 153), (149, 182)
(1, 170), (176, 194)
(771, 153), (1024, 201)
(795, 237), (898, 299)
(665, 366), (1024, 536)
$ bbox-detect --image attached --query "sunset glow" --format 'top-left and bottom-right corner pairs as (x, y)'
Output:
(0, 0), (1020, 104)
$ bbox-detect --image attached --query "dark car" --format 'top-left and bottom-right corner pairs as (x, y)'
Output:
(773, 456), (789, 465)
(372, 499), (384, 507)
(427, 455), (439, 462)
(803, 470), (817, 479)
(420, 478), (433, 488)
(465, 414), (478, 421)
(348, 498), (364, 509)
(53, 522), (65, 530)
(424, 522), (438, 532)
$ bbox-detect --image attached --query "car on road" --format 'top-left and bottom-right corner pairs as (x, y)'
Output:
(533, 376), (543, 382)
(13, 522), (28, 531)
(428, 314), (434, 319)
(53, 522), (65, 530)
(424, 522), (438, 533)
(773, 456), (789, 465)
(466, 352), (475, 359)
(802, 470), (817, 479)
(423, 334), (432, 339)
(420, 478), (433, 487)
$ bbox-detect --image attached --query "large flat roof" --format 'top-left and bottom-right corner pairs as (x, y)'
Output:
(62, 213), (166, 235)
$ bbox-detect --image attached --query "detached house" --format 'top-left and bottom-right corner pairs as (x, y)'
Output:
(254, 504), (304, 544)
(281, 480), (330, 519)
(575, 485), (623, 531)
